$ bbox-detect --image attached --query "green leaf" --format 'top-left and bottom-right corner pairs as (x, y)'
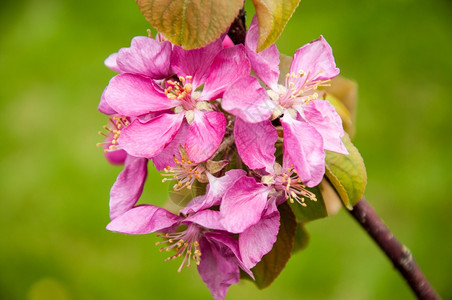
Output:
(324, 133), (367, 209)
(292, 222), (309, 254)
(137, 0), (244, 49)
(251, 202), (297, 289)
(251, 0), (301, 51)
(288, 181), (328, 222)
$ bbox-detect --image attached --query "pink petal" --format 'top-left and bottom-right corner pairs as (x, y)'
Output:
(205, 231), (254, 279)
(220, 176), (272, 233)
(181, 169), (246, 215)
(199, 45), (251, 101)
(245, 17), (280, 90)
(171, 39), (222, 89)
(103, 141), (127, 165)
(222, 75), (274, 123)
(119, 113), (184, 158)
(290, 36), (340, 82)
(109, 155), (148, 219)
(222, 35), (234, 48)
(152, 120), (189, 170)
(303, 100), (348, 154)
(104, 73), (178, 117)
(98, 88), (117, 115)
(234, 118), (277, 172)
(104, 52), (121, 73)
(116, 36), (172, 79)
(281, 113), (325, 187)
(239, 201), (280, 269)
(185, 110), (226, 163)
(184, 210), (225, 231)
(106, 204), (180, 234)
(198, 236), (240, 300)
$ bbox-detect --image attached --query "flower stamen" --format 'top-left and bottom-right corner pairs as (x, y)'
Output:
(161, 151), (206, 191)
(155, 225), (203, 272)
(164, 76), (195, 108)
(96, 116), (130, 152)
(274, 167), (317, 207)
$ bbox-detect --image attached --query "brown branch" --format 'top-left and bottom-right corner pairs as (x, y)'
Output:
(227, 8), (247, 45)
(349, 198), (440, 300)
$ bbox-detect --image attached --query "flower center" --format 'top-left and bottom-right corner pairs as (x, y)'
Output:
(155, 224), (203, 272)
(97, 116), (130, 152)
(161, 151), (207, 191)
(165, 76), (196, 110)
(274, 167), (317, 207)
(278, 69), (331, 108)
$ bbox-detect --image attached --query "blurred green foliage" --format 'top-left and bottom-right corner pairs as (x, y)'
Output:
(1, 0), (451, 299)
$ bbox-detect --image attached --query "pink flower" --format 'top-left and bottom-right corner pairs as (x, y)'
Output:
(222, 20), (347, 186)
(218, 162), (318, 269)
(218, 173), (280, 270)
(106, 186), (254, 300)
(102, 37), (251, 164)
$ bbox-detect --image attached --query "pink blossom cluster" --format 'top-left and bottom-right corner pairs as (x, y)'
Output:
(98, 19), (347, 300)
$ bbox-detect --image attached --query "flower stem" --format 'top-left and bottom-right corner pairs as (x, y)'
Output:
(348, 198), (439, 300)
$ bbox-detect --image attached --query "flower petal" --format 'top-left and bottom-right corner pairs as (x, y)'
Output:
(185, 110), (226, 163)
(303, 100), (348, 154)
(222, 35), (234, 48)
(199, 45), (251, 101)
(198, 236), (240, 300)
(103, 139), (127, 165)
(184, 210), (225, 231)
(239, 201), (280, 269)
(106, 204), (180, 234)
(281, 113), (325, 187)
(171, 39), (222, 89)
(116, 36), (172, 79)
(245, 17), (280, 90)
(205, 231), (254, 279)
(181, 169), (246, 215)
(98, 88), (117, 115)
(234, 118), (277, 172)
(104, 52), (121, 73)
(109, 155), (147, 219)
(152, 120), (189, 170)
(119, 113), (184, 158)
(222, 75), (275, 123)
(104, 73), (178, 117)
(290, 36), (340, 82)
(220, 176), (272, 233)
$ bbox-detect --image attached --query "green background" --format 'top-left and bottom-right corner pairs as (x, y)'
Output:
(1, 0), (451, 299)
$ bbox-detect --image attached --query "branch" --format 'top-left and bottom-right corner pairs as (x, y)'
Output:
(349, 198), (440, 300)
(227, 8), (247, 45)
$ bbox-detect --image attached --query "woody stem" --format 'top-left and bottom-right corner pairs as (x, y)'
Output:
(348, 198), (439, 299)
(227, 8), (247, 45)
